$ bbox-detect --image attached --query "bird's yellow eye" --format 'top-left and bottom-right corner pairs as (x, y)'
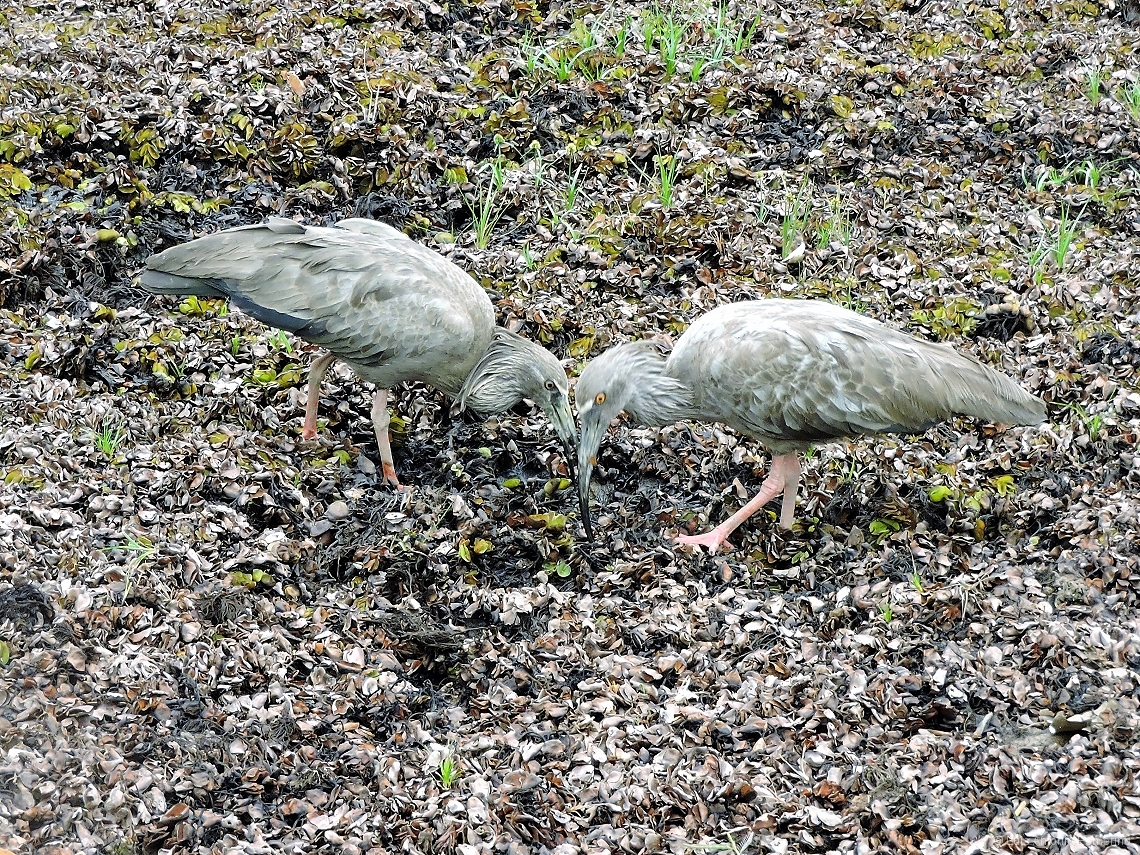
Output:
(544, 380), (555, 391)
(595, 392), (606, 405)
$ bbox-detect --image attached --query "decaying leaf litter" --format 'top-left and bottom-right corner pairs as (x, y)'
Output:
(1, 0), (1139, 852)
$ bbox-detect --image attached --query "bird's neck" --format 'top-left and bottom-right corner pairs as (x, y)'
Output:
(627, 380), (696, 427)
(622, 348), (697, 427)
(457, 328), (528, 414)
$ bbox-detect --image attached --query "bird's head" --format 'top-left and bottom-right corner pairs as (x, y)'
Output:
(575, 340), (680, 540)
(458, 329), (577, 466)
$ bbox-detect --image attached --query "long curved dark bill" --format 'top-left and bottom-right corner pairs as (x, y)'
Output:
(560, 436), (577, 480)
(578, 460), (594, 541)
(577, 418), (605, 542)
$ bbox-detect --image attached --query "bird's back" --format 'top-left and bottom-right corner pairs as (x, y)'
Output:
(140, 218), (495, 395)
(668, 299), (1045, 453)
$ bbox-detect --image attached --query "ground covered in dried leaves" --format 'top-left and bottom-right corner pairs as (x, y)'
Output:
(2, 0), (1140, 852)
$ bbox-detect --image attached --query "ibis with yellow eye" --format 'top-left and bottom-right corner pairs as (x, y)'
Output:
(575, 299), (1045, 552)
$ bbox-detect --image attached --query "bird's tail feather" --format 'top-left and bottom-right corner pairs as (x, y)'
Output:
(137, 270), (226, 297)
(936, 350), (1046, 426)
(139, 269), (315, 336)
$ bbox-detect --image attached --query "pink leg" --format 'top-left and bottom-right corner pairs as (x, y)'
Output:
(675, 454), (802, 554)
(302, 352), (337, 439)
(370, 388), (401, 487)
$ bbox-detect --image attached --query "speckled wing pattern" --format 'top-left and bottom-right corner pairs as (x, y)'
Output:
(141, 218), (495, 395)
(668, 300), (1045, 454)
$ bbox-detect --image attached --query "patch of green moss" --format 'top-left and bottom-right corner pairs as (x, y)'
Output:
(974, 9), (1008, 40)
(908, 32), (960, 59)
(911, 297), (983, 339)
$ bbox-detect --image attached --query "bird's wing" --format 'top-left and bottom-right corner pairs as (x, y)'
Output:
(141, 219), (494, 385)
(670, 300), (1043, 449)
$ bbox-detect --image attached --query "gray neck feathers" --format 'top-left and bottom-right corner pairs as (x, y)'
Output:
(457, 328), (532, 414)
(620, 341), (697, 427)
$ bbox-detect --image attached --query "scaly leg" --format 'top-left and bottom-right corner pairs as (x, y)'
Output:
(675, 454), (802, 554)
(302, 351), (337, 439)
(370, 388), (401, 487)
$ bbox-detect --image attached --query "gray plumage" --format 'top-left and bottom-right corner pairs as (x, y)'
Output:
(139, 217), (577, 484)
(666, 300), (1046, 449)
(576, 299), (1046, 551)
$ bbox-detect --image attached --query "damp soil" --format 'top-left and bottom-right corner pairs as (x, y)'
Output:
(1, 0), (1139, 853)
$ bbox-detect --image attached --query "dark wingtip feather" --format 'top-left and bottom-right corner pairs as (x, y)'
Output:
(137, 269), (324, 338)
(973, 380), (1047, 427)
(136, 269), (225, 297)
(934, 347), (1047, 427)
(1009, 393), (1047, 426)
(225, 292), (318, 336)
(976, 360), (1047, 426)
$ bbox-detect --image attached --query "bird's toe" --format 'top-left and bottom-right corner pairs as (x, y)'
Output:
(674, 530), (730, 554)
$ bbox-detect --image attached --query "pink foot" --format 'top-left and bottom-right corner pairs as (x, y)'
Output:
(301, 425), (318, 440)
(675, 528), (733, 554)
(382, 462), (401, 488)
